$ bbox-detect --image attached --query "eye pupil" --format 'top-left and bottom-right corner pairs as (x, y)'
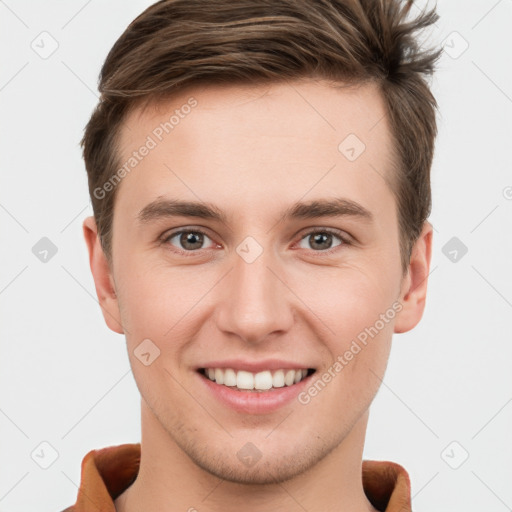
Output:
(310, 232), (332, 250)
(181, 231), (203, 249)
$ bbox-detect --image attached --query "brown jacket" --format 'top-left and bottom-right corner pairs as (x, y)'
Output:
(61, 443), (412, 511)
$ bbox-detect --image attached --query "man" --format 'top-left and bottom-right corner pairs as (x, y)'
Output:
(63, 0), (440, 510)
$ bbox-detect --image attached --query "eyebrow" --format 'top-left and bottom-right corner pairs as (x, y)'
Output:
(137, 196), (373, 225)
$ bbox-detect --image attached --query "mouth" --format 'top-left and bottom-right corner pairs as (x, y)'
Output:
(197, 367), (317, 392)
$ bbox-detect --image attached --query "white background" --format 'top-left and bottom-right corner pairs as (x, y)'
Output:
(1, 1), (511, 511)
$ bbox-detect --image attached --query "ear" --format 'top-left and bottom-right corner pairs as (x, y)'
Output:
(394, 222), (433, 334)
(82, 216), (124, 334)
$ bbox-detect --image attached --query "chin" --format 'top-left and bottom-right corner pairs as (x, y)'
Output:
(176, 430), (342, 486)
(191, 451), (317, 485)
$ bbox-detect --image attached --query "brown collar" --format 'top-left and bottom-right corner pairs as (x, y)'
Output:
(62, 443), (411, 512)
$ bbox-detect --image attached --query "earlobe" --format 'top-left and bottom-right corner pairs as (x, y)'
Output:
(82, 216), (124, 334)
(393, 222), (433, 334)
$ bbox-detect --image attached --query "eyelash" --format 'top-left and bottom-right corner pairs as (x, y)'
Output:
(160, 227), (351, 257)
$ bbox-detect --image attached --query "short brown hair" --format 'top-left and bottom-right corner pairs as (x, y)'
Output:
(82, 0), (441, 272)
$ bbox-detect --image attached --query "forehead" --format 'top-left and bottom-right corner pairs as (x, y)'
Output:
(115, 78), (396, 221)
(121, 78), (391, 150)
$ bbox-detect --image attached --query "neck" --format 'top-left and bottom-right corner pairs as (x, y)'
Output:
(115, 400), (377, 512)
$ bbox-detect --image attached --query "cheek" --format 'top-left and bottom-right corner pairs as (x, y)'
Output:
(115, 256), (209, 337)
(295, 264), (398, 396)
(299, 262), (400, 343)
(299, 316), (394, 425)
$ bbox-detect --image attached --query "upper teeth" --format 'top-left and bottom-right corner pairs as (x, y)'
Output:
(205, 368), (309, 390)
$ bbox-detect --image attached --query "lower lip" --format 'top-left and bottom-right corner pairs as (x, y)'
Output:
(197, 371), (313, 415)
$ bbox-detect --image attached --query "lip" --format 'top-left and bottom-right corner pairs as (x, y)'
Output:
(196, 367), (315, 415)
(196, 358), (314, 373)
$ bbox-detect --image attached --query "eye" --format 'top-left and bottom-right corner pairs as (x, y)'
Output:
(160, 227), (350, 256)
(296, 228), (348, 252)
(162, 228), (217, 253)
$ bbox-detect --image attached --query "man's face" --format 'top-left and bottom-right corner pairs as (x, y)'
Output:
(102, 79), (414, 483)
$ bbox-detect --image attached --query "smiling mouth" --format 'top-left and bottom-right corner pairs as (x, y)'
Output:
(198, 367), (316, 392)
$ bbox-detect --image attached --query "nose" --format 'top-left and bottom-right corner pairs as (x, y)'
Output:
(215, 243), (295, 345)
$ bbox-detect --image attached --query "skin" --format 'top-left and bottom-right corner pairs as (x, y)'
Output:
(84, 78), (432, 512)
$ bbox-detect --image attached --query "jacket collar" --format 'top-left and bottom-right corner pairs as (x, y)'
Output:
(64, 443), (411, 512)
